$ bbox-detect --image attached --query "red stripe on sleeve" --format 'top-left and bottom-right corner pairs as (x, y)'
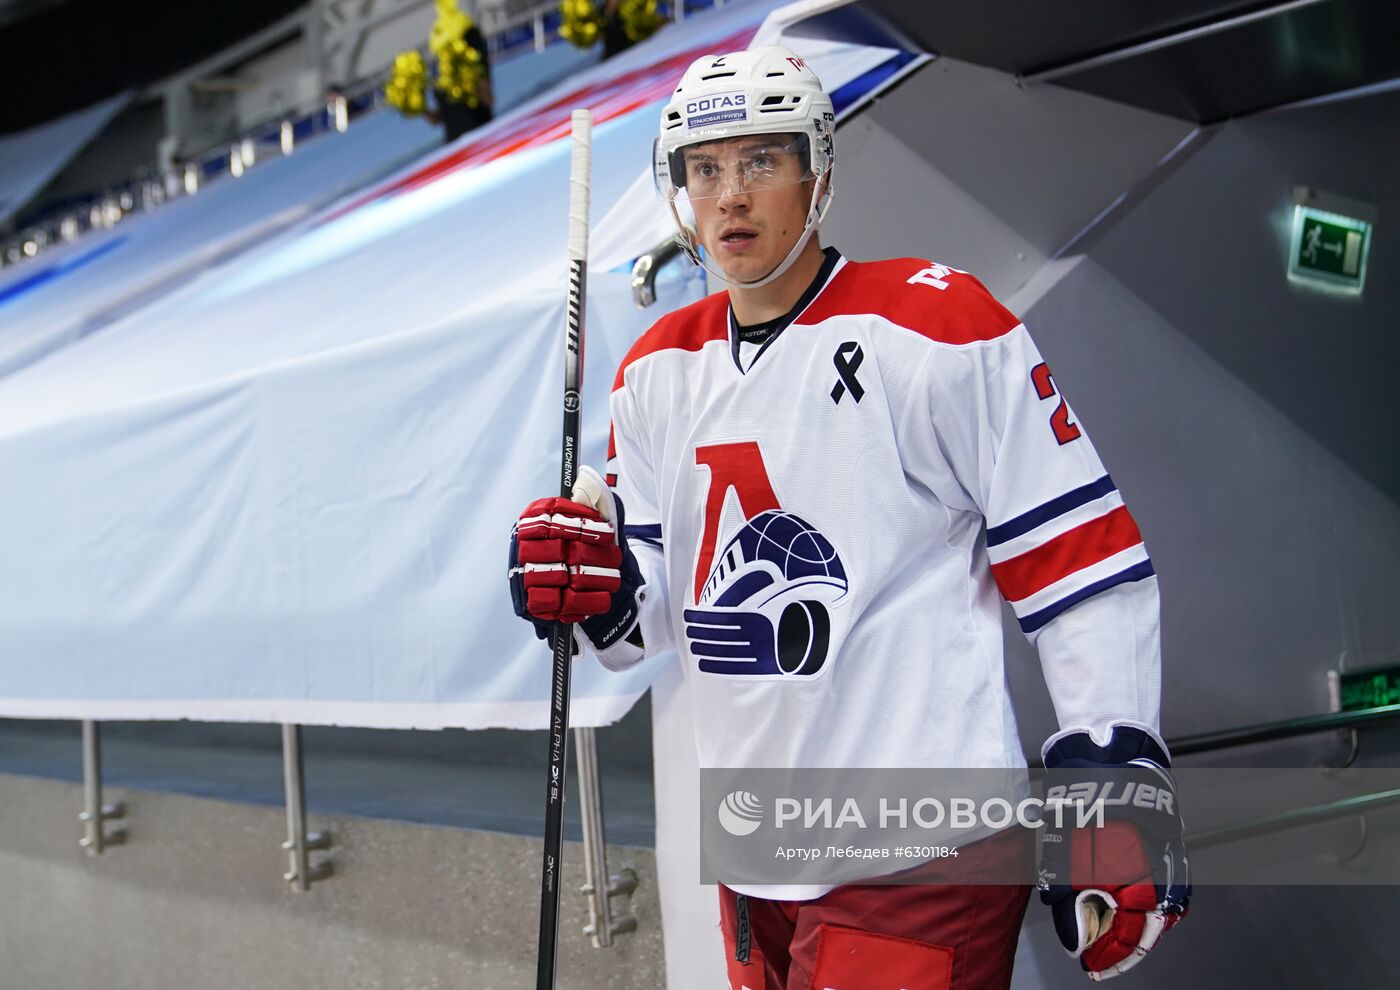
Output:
(990, 506), (1144, 603)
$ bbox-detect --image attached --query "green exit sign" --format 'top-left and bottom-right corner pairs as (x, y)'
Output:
(1337, 666), (1400, 712)
(1288, 188), (1374, 293)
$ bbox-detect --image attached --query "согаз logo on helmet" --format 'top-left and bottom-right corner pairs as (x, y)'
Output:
(686, 92), (748, 129)
(686, 94), (746, 114)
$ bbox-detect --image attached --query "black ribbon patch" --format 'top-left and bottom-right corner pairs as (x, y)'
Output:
(830, 341), (864, 405)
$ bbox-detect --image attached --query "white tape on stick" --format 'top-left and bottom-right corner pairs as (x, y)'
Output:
(568, 109), (593, 262)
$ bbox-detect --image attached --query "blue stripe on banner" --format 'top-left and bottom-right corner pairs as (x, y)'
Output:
(1018, 559), (1156, 634)
(829, 50), (921, 116)
(0, 235), (128, 309)
(987, 475), (1118, 548)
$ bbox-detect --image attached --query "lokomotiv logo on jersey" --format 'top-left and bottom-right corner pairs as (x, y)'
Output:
(685, 441), (848, 678)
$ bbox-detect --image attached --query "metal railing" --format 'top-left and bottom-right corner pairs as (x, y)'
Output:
(1011, 701), (1400, 852)
(3, 86), (371, 270)
(1164, 701), (1400, 856)
(1192, 785), (1400, 850)
(1168, 702), (1400, 757)
(55, 693), (1400, 941)
(75, 716), (642, 944)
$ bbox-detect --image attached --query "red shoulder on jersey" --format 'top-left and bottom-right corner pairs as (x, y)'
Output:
(796, 258), (1021, 345)
(611, 289), (729, 392)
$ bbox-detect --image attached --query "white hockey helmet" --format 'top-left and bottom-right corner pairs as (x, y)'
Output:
(654, 44), (835, 287)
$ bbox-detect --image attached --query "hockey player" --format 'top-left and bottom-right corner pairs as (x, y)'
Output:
(510, 45), (1189, 988)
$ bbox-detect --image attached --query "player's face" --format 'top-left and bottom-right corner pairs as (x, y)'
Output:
(680, 135), (814, 283)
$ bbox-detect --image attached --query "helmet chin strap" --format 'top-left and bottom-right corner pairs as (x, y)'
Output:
(671, 172), (834, 291)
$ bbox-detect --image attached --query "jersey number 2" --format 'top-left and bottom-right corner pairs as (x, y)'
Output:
(1031, 363), (1082, 445)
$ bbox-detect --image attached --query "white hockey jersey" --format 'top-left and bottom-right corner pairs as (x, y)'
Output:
(597, 250), (1161, 779)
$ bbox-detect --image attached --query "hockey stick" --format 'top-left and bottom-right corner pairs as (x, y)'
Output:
(536, 107), (592, 990)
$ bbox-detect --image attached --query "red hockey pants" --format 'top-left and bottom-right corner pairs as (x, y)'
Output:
(718, 829), (1032, 990)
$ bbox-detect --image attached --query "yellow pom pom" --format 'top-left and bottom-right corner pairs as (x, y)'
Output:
(559, 0), (603, 50)
(433, 33), (485, 109)
(431, 0), (473, 56)
(385, 49), (429, 116)
(620, 0), (661, 43)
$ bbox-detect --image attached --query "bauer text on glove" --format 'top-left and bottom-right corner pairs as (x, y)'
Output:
(1037, 721), (1191, 982)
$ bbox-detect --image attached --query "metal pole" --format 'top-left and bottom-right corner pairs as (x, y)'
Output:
(575, 727), (613, 946)
(1019, 0), (1330, 86)
(282, 723), (309, 889)
(79, 720), (125, 854)
(281, 723), (332, 890)
(80, 720), (104, 855)
(574, 726), (637, 946)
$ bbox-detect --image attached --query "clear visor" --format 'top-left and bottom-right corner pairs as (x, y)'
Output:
(659, 133), (814, 203)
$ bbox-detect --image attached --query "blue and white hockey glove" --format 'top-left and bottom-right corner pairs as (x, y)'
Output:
(1038, 722), (1191, 981)
(508, 465), (644, 651)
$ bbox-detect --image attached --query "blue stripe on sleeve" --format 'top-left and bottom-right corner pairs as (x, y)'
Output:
(625, 523), (663, 550)
(1017, 559), (1155, 633)
(987, 475), (1117, 547)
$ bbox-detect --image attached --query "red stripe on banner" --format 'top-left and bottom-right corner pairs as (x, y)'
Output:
(317, 26), (759, 226)
(991, 506), (1143, 603)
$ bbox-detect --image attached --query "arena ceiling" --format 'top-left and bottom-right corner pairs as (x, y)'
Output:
(0, 0), (307, 134)
(0, 0), (73, 30)
(853, 0), (1400, 121)
(3, 0), (1396, 132)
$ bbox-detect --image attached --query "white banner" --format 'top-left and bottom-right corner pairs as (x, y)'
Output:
(0, 0), (923, 730)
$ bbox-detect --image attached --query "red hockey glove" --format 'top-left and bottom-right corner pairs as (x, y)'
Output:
(1038, 723), (1191, 982)
(508, 466), (642, 647)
